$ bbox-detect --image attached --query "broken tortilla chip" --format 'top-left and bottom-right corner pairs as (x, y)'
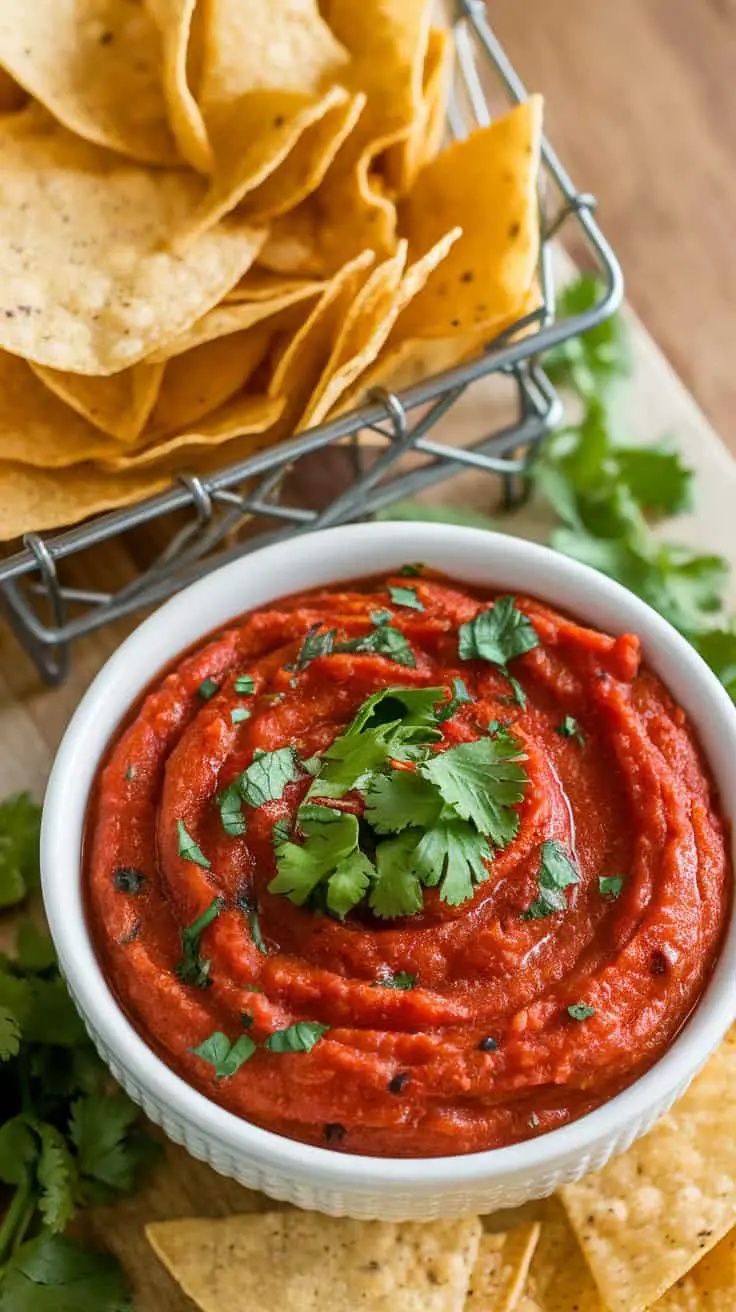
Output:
(0, 107), (266, 374)
(468, 1224), (540, 1312)
(146, 1212), (482, 1312)
(0, 353), (119, 468)
(515, 1199), (603, 1312)
(382, 27), (452, 196)
(146, 0), (213, 173)
(30, 360), (165, 442)
(0, 0), (178, 166)
(560, 1032), (736, 1312)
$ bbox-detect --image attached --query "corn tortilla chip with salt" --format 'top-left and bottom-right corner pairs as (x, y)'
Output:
(0, 460), (172, 541)
(30, 361), (165, 442)
(258, 207), (326, 279)
(0, 108), (266, 374)
(149, 282), (325, 361)
(147, 330), (277, 435)
(145, 0), (213, 173)
(0, 354), (120, 468)
(468, 1224), (540, 1312)
(224, 270), (324, 304)
(0, 0), (178, 167)
(560, 1031), (736, 1312)
(514, 1199), (603, 1312)
(99, 392), (283, 470)
(146, 1212), (482, 1312)
(382, 27), (451, 197)
(655, 1227), (736, 1311)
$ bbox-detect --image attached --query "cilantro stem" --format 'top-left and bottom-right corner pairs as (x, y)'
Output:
(0, 1169), (36, 1269)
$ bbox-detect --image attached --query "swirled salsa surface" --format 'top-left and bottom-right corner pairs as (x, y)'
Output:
(86, 573), (731, 1156)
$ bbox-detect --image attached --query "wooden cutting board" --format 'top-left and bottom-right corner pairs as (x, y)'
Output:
(2, 271), (736, 1307)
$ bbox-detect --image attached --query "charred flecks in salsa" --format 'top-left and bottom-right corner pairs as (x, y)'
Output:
(86, 572), (731, 1158)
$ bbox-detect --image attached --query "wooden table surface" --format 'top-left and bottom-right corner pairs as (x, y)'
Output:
(491, 0), (736, 452)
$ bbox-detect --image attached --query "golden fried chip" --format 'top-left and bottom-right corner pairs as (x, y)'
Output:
(0, 460), (171, 541)
(0, 108), (266, 374)
(560, 1032), (736, 1312)
(655, 1228), (736, 1311)
(149, 282), (325, 361)
(0, 0), (178, 166)
(30, 361), (165, 442)
(146, 0), (213, 173)
(468, 1224), (540, 1312)
(258, 207), (326, 278)
(224, 270), (324, 304)
(515, 1199), (603, 1312)
(99, 393), (283, 469)
(0, 68), (26, 114)
(0, 354), (118, 467)
(146, 1212), (482, 1312)
(147, 330), (276, 434)
(382, 27), (451, 196)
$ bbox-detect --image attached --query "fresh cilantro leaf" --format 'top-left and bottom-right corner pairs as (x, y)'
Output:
(0, 1115), (37, 1184)
(400, 562), (424, 577)
(375, 971), (417, 990)
(265, 1021), (329, 1053)
(190, 1030), (256, 1078)
(296, 623), (336, 669)
(271, 818), (291, 845)
(175, 897), (224, 988)
(616, 443), (693, 516)
(176, 820), (211, 869)
(508, 675), (527, 708)
(124, 764), (136, 781)
(237, 747), (301, 808)
(197, 677), (218, 700)
(363, 770), (442, 835)
(0, 792), (42, 909)
(567, 1003), (596, 1021)
(0, 1234), (134, 1312)
(544, 274), (632, 398)
(315, 688), (443, 795)
(230, 706), (252, 724)
(326, 851), (375, 919)
(420, 735), (527, 848)
(21, 978), (86, 1049)
(369, 832), (424, 919)
(523, 841), (580, 919)
(436, 677), (474, 722)
(556, 716), (585, 745)
(269, 808), (360, 905)
(69, 1094), (153, 1195)
(458, 597), (540, 668)
(233, 674), (255, 694)
(376, 500), (497, 530)
(219, 782), (246, 837)
(242, 898), (268, 956)
(335, 624), (416, 667)
(413, 820), (491, 906)
(0, 1003), (21, 1060)
(388, 585), (424, 611)
(36, 1123), (76, 1233)
(691, 628), (736, 698)
(599, 875), (624, 899)
(370, 609), (393, 625)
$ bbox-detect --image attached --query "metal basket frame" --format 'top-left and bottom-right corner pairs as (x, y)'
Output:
(0, 0), (623, 683)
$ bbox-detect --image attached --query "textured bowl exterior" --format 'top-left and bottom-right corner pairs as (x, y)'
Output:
(42, 524), (736, 1220)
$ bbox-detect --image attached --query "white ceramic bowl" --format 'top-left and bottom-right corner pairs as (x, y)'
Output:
(42, 523), (736, 1219)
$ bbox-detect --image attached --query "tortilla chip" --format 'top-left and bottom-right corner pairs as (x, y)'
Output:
(268, 248), (375, 428)
(146, 0), (213, 173)
(149, 282), (325, 361)
(515, 1199), (603, 1312)
(468, 1224), (540, 1312)
(0, 353), (119, 468)
(0, 0), (178, 166)
(0, 459), (171, 541)
(0, 108), (266, 374)
(0, 69), (26, 114)
(146, 1212), (482, 1312)
(393, 97), (543, 342)
(382, 27), (452, 196)
(30, 361), (165, 442)
(258, 207), (326, 278)
(560, 1032), (736, 1312)
(655, 1228), (736, 1310)
(223, 270), (324, 304)
(99, 393), (283, 470)
(147, 331), (277, 435)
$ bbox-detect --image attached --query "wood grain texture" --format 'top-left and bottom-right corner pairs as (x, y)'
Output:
(490, 0), (736, 450)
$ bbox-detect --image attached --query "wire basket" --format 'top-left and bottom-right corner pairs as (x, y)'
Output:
(0, 0), (622, 683)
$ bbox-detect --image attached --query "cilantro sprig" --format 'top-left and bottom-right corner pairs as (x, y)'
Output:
(268, 686), (529, 919)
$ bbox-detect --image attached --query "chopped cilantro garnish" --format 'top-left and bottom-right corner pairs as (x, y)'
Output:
(388, 584), (424, 611)
(176, 819), (211, 869)
(399, 562), (424, 577)
(265, 1022), (329, 1053)
(335, 623), (416, 667)
(237, 892), (268, 956)
(234, 674), (255, 694)
(198, 677), (219, 701)
(557, 715), (585, 745)
(364, 770), (442, 835)
(420, 734), (528, 848)
(370, 609), (393, 625)
(567, 1003), (596, 1021)
(369, 831), (424, 918)
(599, 875), (625, 899)
(436, 676), (474, 722)
(175, 897), (224, 988)
(219, 783), (246, 837)
(124, 763), (136, 781)
(230, 706), (252, 725)
(190, 1030), (256, 1079)
(508, 675), (527, 709)
(458, 597), (540, 667)
(411, 820), (492, 907)
(0, 792), (42, 909)
(237, 747), (301, 808)
(523, 841), (580, 920)
(296, 623), (336, 670)
(272, 818), (291, 845)
(270, 807), (369, 914)
(375, 971), (417, 990)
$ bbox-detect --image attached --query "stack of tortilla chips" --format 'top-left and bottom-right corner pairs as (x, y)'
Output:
(145, 1032), (736, 1311)
(0, 0), (542, 541)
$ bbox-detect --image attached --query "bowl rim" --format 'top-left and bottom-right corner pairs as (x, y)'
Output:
(41, 522), (736, 1192)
